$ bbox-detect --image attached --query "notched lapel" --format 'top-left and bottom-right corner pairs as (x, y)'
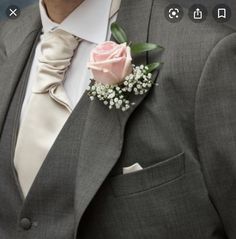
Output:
(74, 0), (156, 231)
(0, 31), (41, 137)
(0, 4), (41, 136)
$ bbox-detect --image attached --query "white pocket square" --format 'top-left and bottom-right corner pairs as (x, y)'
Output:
(123, 163), (143, 175)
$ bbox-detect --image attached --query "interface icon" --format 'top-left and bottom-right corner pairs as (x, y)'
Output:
(5, 5), (21, 20)
(213, 4), (231, 23)
(165, 4), (184, 23)
(189, 5), (208, 23)
(218, 8), (227, 19)
(193, 8), (203, 20)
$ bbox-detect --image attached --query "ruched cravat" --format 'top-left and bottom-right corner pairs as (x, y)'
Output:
(14, 29), (80, 197)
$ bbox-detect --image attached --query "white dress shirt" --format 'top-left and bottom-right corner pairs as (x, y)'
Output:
(21, 0), (121, 121)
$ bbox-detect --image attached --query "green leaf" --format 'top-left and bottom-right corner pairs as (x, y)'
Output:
(131, 43), (163, 55)
(146, 62), (163, 73)
(111, 23), (128, 44)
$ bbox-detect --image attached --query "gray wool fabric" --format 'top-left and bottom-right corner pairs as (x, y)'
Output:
(0, 0), (236, 238)
(0, 23), (85, 239)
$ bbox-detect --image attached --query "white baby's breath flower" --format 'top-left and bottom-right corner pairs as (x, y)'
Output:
(108, 92), (115, 99)
(87, 64), (156, 111)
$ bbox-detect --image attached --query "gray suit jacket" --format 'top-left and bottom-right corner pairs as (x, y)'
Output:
(0, 0), (236, 238)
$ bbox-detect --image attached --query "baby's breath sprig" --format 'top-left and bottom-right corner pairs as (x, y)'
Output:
(87, 64), (157, 111)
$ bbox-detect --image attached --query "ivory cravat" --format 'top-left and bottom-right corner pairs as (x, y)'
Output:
(14, 29), (80, 197)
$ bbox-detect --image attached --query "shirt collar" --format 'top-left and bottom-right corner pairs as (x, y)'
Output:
(39, 0), (113, 44)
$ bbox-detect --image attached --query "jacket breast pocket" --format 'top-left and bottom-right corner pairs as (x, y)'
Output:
(110, 152), (185, 197)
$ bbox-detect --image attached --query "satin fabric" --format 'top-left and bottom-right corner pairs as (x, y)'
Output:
(14, 29), (80, 197)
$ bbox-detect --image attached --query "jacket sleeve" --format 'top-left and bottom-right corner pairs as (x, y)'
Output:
(195, 32), (236, 238)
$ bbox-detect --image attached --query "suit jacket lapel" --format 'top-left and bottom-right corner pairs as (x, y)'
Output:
(74, 0), (156, 230)
(0, 0), (157, 231)
(0, 9), (41, 137)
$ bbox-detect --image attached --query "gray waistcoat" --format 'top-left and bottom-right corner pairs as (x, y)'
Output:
(0, 42), (78, 239)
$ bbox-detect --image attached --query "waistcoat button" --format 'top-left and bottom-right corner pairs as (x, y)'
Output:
(20, 218), (32, 230)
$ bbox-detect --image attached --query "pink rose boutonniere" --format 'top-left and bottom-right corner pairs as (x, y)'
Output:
(88, 41), (132, 85)
(87, 23), (164, 111)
